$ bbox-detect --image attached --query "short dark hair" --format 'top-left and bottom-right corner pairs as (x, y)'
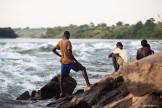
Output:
(64, 31), (70, 37)
(141, 39), (148, 47)
(116, 42), (123, 47)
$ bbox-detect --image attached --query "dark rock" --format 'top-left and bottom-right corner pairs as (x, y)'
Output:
(46, 72), (124, 107)
(48, 96), (92, 108)
(98, 89), (124, 107)
(47, 96), (73, 107)
(31, 90), (36, 97)
(16, 91), (30, 100)
(104, 94), (133, 108)
(73, 89), (84, 95)
(33, 90), (41, 100)
(40, 75), (77, 99)
(67, 97), (92, 108)
(75, 73), (124, 106)
(16, 75), (77, 100)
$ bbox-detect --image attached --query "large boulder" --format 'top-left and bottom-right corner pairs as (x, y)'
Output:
(120, 52), (162, 96)
(17, 75), (77, 100)
(40, 75), (77, 99)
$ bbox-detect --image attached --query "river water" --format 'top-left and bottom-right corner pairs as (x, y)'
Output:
(0, 38), (161, 107)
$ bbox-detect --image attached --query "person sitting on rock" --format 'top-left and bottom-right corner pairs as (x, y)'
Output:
(108, 42), (130, 72)
(136, 39), (153, 60)
(52, 31), (91, 96)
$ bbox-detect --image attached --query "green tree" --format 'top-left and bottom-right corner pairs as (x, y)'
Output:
(131, 21), (143, 39)
(116, 21), (123, 26)
(141, 18), (156, 39)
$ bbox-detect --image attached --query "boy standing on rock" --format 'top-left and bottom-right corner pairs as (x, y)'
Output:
(52, 31), (91, 96)
(108, 42), (130, 72)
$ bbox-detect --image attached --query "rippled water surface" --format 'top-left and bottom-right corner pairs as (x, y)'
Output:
(0, 38), (162, 101)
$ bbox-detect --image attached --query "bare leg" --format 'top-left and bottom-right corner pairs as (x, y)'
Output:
(112, 54), (119, 72)
(81, 67), (91, 87)
(59, 76), (64, 96)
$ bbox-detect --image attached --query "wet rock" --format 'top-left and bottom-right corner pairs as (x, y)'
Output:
(16, 91), (30, 100)
(32, 90), (41, 100)
(121, 52), (162, 96)
(47, 95), (73, 107)
(97, 78), (129, 107)
(98, 89), (124, 107)
(40, 75), (77, 99)
(67, 97), (92, 108)
(0, 99), (28, 106)
(46, 72), (125, 107)
(73, 89), (84, 95)
(75, 72), (125, 106)
(47, 96), (92, 108)
(104, 94), (133, 108)
(17, 75), (77, 100)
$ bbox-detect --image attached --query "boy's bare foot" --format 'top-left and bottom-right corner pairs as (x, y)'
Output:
(59, 93), (65, 97)
(54, 93), (65, 99)
(84, 84), (93, 92)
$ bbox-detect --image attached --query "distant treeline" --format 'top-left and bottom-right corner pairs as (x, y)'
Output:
(12, 18), (162, 39)
(0, 27), (17, 38)
(14, 27), (47, 38)
(44, 18), (162, 39)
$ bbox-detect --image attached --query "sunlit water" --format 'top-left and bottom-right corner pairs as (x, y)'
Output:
(0, 38), (162, 102)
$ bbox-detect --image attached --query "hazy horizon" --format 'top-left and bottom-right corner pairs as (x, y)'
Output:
(0, 0), (162, 28)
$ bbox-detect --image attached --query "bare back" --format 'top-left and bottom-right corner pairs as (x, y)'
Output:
(136, 47), (151, 60)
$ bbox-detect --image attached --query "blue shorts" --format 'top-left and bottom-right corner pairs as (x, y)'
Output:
(61, 62), (82, 77)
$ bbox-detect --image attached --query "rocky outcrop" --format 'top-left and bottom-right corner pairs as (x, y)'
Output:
(75, 73), (127, 107)
(46, 72), (128, 108)
(104, 52), (162, 108)
(121, 52), (162, 96)
(16, 75), (77, 100)
(16, 52), (162, 108)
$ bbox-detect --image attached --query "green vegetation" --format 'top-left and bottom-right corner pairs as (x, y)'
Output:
(13, 18), (162, 39)
(0, 27), (18, 38)
(14, 27), (47, 38)
(44, 18), (162, 39)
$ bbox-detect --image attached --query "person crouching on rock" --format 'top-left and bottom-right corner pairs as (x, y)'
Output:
(108, 42), (130, 72)
(52, 31), (91, 96)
